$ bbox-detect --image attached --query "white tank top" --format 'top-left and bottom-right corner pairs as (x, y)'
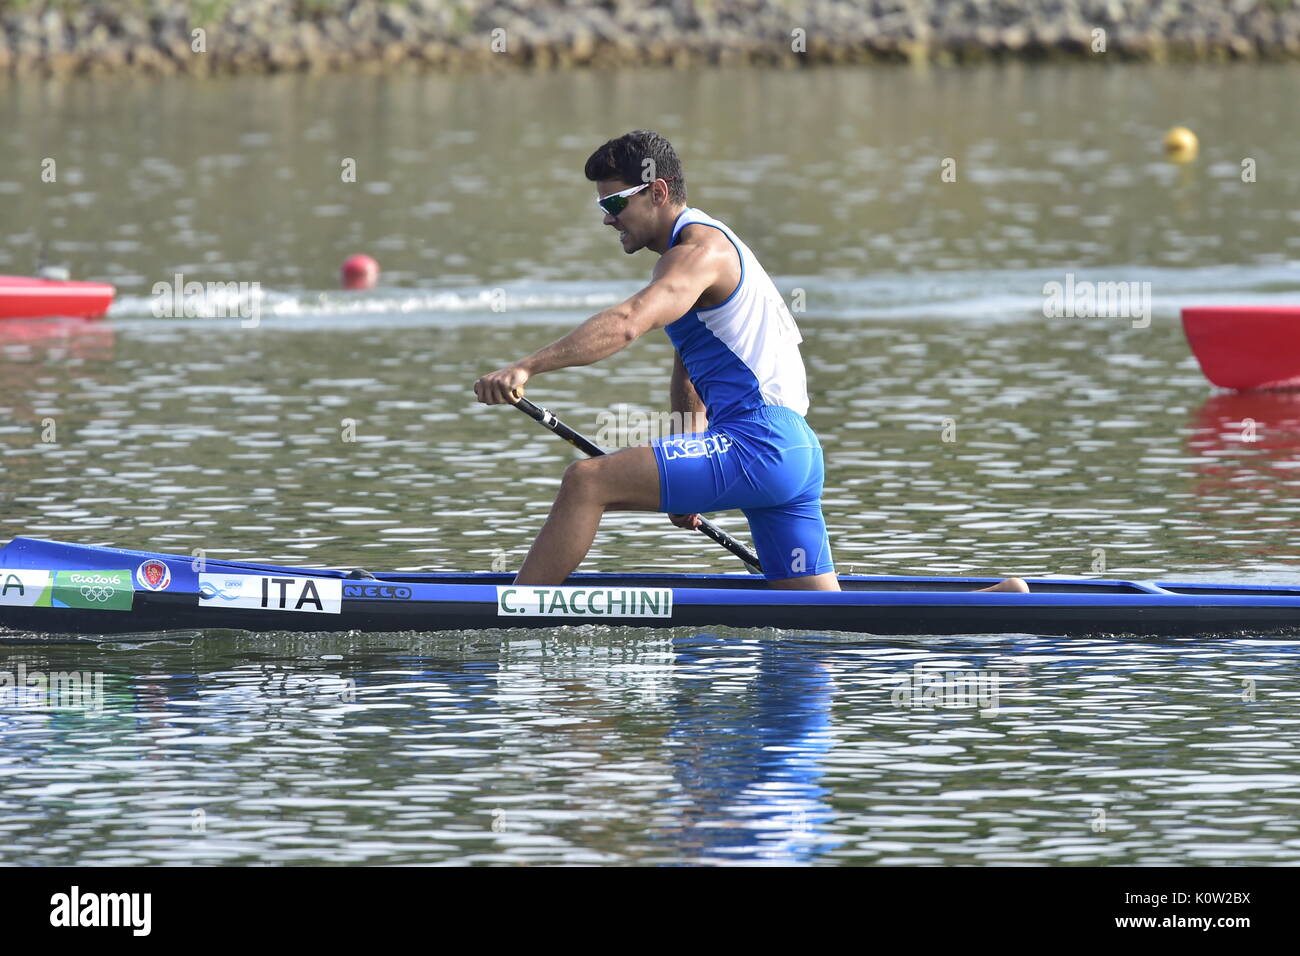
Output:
(662, 208), (810, 423)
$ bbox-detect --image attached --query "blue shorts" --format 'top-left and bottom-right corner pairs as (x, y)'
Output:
(650, 405), (835, 581)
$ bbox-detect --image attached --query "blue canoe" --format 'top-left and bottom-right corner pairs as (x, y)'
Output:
(1, 537), (1299, 639)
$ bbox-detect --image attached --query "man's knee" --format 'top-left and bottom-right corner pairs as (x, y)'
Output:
(562, 456), (619, 501)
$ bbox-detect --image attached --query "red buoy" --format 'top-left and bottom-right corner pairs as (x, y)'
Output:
(341, 254), (380, 290)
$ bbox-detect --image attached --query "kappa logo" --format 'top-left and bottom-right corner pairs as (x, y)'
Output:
(135, 560), (171, 592)
(659, 434), (733, 460)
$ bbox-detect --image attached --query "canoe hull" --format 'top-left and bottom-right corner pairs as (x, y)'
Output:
(1182, 306), (1300, 391)
(4, 590), (1300, 640)
(2, 537), (1299, 639)
(0, 275), (115, 320)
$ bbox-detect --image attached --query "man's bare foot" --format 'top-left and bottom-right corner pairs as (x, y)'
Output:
(975, 577), (1030, 593)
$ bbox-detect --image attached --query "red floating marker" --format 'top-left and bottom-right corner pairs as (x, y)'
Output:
(340, 254), (380, 290)
(0, 274), (115, 320)
(1182, 307), (1300, 392)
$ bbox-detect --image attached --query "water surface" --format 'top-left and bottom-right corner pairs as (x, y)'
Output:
(2, 62), (1299, 866)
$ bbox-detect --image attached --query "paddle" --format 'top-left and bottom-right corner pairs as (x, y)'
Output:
(511, 395), (763, 574)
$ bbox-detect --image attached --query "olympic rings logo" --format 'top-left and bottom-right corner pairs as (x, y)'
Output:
(80, 586), (119, 603)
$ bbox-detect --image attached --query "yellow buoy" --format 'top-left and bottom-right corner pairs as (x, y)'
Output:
(1163, 126), (1199, 164)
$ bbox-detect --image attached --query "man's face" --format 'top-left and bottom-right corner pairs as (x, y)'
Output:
(596, 178), (654, 254)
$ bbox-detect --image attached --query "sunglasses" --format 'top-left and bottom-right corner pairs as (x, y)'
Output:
(596, 176), (676, 216)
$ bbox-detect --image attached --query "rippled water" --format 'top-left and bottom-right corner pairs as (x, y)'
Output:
(2, 63), (1299, 865)
(2, 632), (1298, 865)
(3, 64), (1298, 286)
(3, 310), (1297, 579)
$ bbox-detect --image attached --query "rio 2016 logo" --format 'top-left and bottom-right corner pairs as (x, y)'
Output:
(52, 570), (133, 612)
(66, 573), (123, 586)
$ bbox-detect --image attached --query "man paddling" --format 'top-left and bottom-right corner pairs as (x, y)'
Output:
(475, 130), (1028, 594)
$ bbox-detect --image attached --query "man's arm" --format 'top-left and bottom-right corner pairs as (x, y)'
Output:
(670, 350), (707, 435)
(474, 241), (721, 404)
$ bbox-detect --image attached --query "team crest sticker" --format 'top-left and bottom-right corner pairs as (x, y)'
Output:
(135, 559), (172, 591)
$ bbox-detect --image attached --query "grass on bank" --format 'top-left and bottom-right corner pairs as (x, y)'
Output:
(4, 0), (1300, 7)
(1, 0), (1297, 27)
(0, 1), (435, 16)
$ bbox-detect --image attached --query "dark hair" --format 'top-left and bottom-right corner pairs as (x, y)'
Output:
(584, 130), (687, 205)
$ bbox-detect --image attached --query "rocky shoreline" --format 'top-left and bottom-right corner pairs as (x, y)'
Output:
(1, 0), (1298, 75)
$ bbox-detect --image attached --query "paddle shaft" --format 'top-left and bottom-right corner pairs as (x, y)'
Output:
(512, 395), (763, 574)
